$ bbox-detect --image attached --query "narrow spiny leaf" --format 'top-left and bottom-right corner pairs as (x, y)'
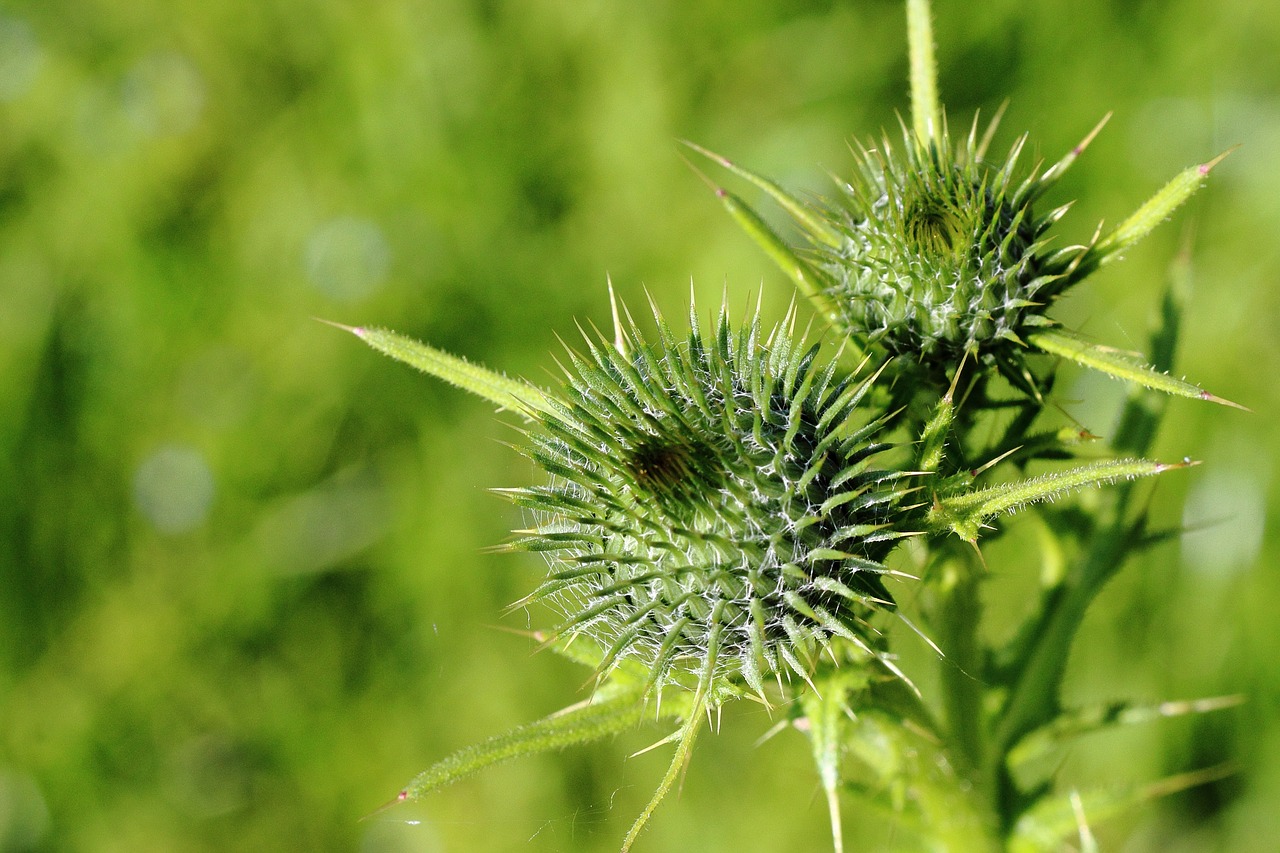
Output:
(333, 322), (554, 415)
(933, 457), (1195, 540)
(1029, 328), (1244, 408)
(391, 691), (656, 805)
(1092, 149), (1234, 264)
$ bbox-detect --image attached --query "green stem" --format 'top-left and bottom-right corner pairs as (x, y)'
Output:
(906, 0), (940, 142)
(994, 509), (1126, 752)
(933, 546), (1004, 850)
(937, 549), (986, 776)
(994, 251), (1189, 768)
(621, 697), (706, 851)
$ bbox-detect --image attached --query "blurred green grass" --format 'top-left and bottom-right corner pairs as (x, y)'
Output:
(1, 1), (1277, 850)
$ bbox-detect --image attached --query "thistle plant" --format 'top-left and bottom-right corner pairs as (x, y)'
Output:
(342, 1), (1242, 850)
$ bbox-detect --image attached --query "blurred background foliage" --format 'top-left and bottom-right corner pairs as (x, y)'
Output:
(0, 0), (1276, 850)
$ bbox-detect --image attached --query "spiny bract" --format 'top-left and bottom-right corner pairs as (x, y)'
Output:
(508, 305), (917, 702)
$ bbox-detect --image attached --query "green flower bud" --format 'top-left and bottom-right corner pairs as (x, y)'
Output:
(509, 306), (915, 701)
(818, 122), (1054, 365)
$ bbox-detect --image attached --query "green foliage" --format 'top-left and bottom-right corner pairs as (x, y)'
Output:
(2, 1), (1274, 852)
(356, 289), (1210, 849)
(347, 4), (1246, 850)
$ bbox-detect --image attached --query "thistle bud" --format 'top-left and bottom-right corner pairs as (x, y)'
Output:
(817, 122), (1056, 368)
(509, 306), (915, 702)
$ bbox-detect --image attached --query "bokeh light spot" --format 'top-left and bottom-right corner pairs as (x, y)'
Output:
(1181, 466), (1267, 577)
(304, 217), (391, 302)
(252, 472), (388, 575)
(133, 444), (216, 535)
(121, 51), (205, 137)
(0, 16), (42, 102)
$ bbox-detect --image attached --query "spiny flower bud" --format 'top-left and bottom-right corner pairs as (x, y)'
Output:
(508, 304), (916, 702)
(814, 119), (1063, 366)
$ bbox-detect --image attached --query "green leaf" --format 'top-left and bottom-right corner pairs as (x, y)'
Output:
(916, 369), (960, 473)
(623, 618), (723, 853)
(512, 629), (655, 689)
(1009, 764), (1238, 853)
(800, 671), (871, 853)
(621, 712), (705, 852)
(1092, 149), (1234, 264)
(1009, 695), (1244, 779)
(994, 246), (1222, 764)
(701, 185), (847, 332)
(1029, 112), (1111, 202)
(1028, 328), (1244, 408)
(387, 689), (657, 806)
(932, 457), (1194, 540)
(1112, 242), (1191, 454)
(326, 321), (555, 416)
(681, 140), (842, 249)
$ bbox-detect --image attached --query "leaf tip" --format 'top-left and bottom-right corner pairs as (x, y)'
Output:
(1199, 145), (1239, 176)
(1199, 389), (1251, 411)
(360, 789), (410, 821)
(1077, 111), (1112, 155)
(314, 317), (367, 338)
(1155, 457), (1200, 473)
(679, 138), (733, 170)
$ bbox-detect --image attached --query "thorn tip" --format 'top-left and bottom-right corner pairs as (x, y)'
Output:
(314, 317), (365, 337)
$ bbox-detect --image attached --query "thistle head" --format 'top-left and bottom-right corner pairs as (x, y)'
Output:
(815, 116), (1066, 371)
(508, 304), (918, 703)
